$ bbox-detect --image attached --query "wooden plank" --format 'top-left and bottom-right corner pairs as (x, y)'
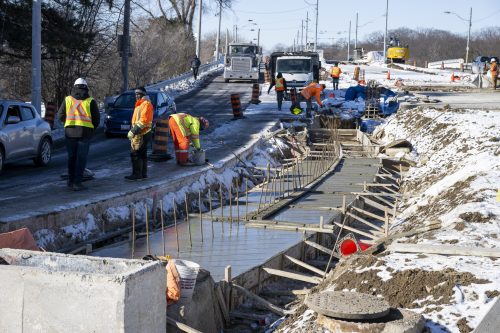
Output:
(215, 283), (230, 325)
(388, 243), (500, 258)
(263, 267), (321, 285)
(230, 311), (268, 321)
(245, 223), (334, 234)
(333, 222), (379, 240)
(288, 205), (342, 211)
(232, 283), (288, 316)
(351, 191), (400, 198)
(304, 240), (340, 259)
(284, 255), (325, 277)
(352, 206), (386, 222)
(362, 197), (394, 214)
(249, 219), (334, 229)
(259, 289), (310, 297)
(166, 316), (203, 333)
(346, 212), (385, 232)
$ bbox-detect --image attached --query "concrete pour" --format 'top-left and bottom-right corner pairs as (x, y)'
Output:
(0, 248), (166, 333)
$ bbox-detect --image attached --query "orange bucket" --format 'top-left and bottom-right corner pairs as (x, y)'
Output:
(339, 239), (371, 256)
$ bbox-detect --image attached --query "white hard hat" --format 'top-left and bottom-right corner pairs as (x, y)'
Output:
(74, 78), (88, 86)
(491, 58), (497, 63)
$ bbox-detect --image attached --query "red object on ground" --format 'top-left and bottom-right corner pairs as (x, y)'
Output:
(0, 228), (39, 251)
(339, 239), (371, 256)
(328, 92), (335, 98)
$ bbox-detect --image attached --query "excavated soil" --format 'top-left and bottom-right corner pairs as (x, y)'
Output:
(327, 255), (489, 309)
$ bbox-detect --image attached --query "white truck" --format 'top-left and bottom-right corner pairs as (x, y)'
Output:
(270, 52), (320, 90)
(223, 43), (260, 83)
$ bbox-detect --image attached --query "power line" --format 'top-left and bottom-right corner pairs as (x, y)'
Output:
(237, 6), (309, 15)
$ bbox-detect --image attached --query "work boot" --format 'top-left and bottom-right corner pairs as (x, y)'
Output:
(72, 183), (88, 191)
(124, 175), (143, 181)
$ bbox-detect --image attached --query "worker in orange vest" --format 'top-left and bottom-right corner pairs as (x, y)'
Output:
(168, 113), (209, 165)
(490, 58), (498, 90)
(299, 83), (325, 117)
(125, 86), (153, 181)
(330, 63), (342, 90)
(268, 72), (288, 111)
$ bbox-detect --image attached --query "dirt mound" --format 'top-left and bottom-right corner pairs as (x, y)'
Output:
(331, 256), (490, 309)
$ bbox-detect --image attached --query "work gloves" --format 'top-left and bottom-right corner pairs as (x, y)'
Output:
(127, 130), (134, 140)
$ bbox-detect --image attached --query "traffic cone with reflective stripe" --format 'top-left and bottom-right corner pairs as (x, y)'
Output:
(451, 72), (455, 82)
(387, 70), (391, 80)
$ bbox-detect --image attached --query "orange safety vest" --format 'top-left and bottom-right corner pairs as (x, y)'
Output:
(131, 98), (153, 135)
(491, 62), (498, 74)
(64, 96), (94, 128)
(331, 67), (342, 78)
(275, 77), (285, 91)
(300, 83), (323, 106)
(170, 113), (201, 149)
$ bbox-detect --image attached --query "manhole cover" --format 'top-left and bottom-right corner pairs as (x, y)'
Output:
(305, 291), (390, 320)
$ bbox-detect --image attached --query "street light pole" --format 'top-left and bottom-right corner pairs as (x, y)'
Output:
(314, 0), (318, 51)
(31, 0), (41, 114)
(383, 0), (389, 62)
(355, 12), (358, 49)
(196, 0), (202, 57)
(121, 0), (130, 92)
(466, 7), (472, 67)
(347, 20), (351, 61)
(215, 0), (222, 62)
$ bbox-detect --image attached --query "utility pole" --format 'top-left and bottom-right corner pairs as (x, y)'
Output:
(301, 20), (304, 51)
(355, 12), (358, 49)
(465, 7), (472, 67)
(383, 0), (388, 62)
(293, 38), (296, 52)
(236, 25), (238, 42)
(305, 12), (309, 50)
(257, 28), (260, 49)
(121, 0), (131, 92)
(196, 0), (202, 57)
(297, 30), (300, 51)
(314, 0), (319, 51)
(215, 0), (222, 62)
(347, 20), (351, 61)
(31, 0), (41, 114)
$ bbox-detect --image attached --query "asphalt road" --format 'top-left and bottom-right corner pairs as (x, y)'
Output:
(0, 75), (255, 192)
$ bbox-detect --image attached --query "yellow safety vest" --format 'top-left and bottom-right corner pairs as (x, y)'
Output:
(64, 96), (94, 128)
(331, 67), (341, 77)
(275, 78), (285, 91)
(171, 113), (201, 149)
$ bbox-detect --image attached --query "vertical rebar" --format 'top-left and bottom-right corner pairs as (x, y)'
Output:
(173, 197), (179, 253)
(131, 206), (136, 259)
(145, 203), (150, 255)
(199, 191), (204, 242)
(160, 199), (165, 257)
(236, 178), (240, 225)
(185, 193), (192, 247)
(229, 182), (233, 229)
(209, 188), (214, 237)
(220, 184), (224, 234)
(245, 178), (249, 220)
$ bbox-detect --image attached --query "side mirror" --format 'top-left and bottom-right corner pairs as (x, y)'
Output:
(6, 116), (21, 124)
(107, 102), (114, 108)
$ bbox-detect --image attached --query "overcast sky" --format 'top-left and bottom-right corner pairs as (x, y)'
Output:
(194, 0), (499, 51)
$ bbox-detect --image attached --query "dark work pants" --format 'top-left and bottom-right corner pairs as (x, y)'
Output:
(130, 132), (152, 178)
(332, 77), (339, 90)
(66, 137), (90, 184)
(192, 67), (199, 80)
(276, 91), (284, 110)
(298, 95), (313, 117)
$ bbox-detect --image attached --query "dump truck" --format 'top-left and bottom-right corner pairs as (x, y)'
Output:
(269, 51), (320, 90)
(223, 43), (260, 83)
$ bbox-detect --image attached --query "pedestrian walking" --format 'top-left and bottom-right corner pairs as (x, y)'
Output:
(168, 113), (209, 165)
(125, 86), (153, 181)
(267, 72), (288, 111)
(58, 78), (100, 191)
(299, 83), (325, 117)
(330, 62), (342, 90)
(490, 58), (498, 90)
(191, 55), (201, 80)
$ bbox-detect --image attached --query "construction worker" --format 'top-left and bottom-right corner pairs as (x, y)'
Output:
(57, 78), (100, 191)
(267, 72), (288, 111)
(168, 113), (209, 165)
(299, 83), (325, 117)
(490, 58), (498, 90)
(125, 87), (153, 181)
(330, 63), (342, 90)
(190, 55), (201, 80)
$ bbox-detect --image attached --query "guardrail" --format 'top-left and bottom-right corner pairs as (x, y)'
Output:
(146, 60), (222, 91)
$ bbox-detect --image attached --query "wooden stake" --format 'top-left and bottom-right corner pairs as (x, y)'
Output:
(236, 178), (240, 225)
(199, 191), (203, 242)
(185, 193), (192, 247)
(131, 206), (136, 259)
(160, 199), (165, 257)
(173, 197), (179, 253)
(209, 188), (214, 237)
(245, 178), (249, 221)
(145, 203), (150, 255)
(229, 182), (233, 228)
(220, 184), (224, 234)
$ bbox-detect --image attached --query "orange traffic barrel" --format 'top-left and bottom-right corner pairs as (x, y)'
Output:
(250, 83), (261, 104)
(289, 88), (297, 105)
(231, 93), (243, 118)
(264, 70), (270, 83)
(149, 118), (172, 161)
(353, 66), (360, 81)
(44, 102), (56, 129)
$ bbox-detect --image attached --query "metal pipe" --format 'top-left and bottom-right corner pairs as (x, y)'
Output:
(209, 188), (214, 237)
(160, 200), (165, 256)
(245, 178), (249, 220)
(145, 203), (150, 255)
(173, 197), (179, 253)
(196, 0), (202, 57)
(199, 191), (204, 242)
(220, 184), (224, 233)
(236, 178), (240, 225)
(185, 193), (192, 247)
(131, 206), (135, 259)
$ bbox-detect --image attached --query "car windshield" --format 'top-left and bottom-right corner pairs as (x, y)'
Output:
(277, 59), (311, 74)
(230, 46), (257, 55)
(113, 93), (157, 108)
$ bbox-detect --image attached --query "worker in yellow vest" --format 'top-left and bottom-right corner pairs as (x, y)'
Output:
(168, 113), (209, 165)
(330, 63), (342, 90)
(268, 72), (288, 111)
(57, 78), (100, 191)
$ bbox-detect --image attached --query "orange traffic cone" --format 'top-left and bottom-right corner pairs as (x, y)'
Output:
(387, 70), (391, 80)
(451, 72), (455, 82)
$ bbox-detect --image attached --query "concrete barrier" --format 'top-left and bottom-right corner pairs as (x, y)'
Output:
(0, 249), (166, 333)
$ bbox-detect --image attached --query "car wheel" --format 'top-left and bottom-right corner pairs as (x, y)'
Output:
(105, 131), (114, 138)
(0, 147), (4, 175)
(224, 79), (230, 83)
(34, 137), (52, 166)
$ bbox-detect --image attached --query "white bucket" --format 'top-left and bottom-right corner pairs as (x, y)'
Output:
(172, 259), (200, 303)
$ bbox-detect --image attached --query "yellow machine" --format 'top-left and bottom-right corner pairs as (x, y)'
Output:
(387, 46), (409, 63)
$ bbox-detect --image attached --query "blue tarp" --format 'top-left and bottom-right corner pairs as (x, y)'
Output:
(345, 85), (366, 101)
(360, 119), (384, 133)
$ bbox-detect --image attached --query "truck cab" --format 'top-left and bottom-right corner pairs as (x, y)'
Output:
(270, 52), (320, 90)
(223, 43), (260, 83)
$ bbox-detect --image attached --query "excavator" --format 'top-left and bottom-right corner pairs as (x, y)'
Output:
(387, 36), (409, 63)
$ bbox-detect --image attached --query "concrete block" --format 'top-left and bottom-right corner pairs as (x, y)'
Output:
(0, 249), (166, 333)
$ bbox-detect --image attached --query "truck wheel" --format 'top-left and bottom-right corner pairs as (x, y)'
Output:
(224, 79), (230, 83)
(34, 137), (52, 167)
